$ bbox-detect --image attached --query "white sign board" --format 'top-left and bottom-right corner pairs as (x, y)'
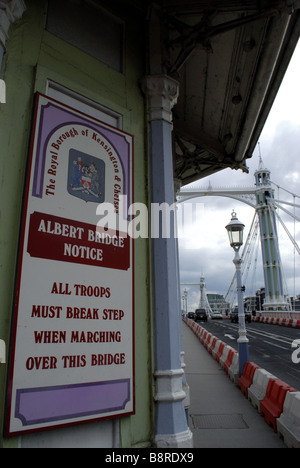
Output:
(5, 94), (134, 436)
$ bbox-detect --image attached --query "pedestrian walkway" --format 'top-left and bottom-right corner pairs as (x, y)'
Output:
(182, 322), (286, 448)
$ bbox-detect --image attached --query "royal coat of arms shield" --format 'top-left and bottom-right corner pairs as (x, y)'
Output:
(67, 149), (105, 203)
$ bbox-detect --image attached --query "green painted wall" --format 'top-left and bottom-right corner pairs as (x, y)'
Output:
(0, 0), (153, 448)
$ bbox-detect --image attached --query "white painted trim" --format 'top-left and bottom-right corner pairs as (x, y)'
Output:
(154, 368), (186, 402)
(141, 75), (179, 123)
(46, 80), (123, 129)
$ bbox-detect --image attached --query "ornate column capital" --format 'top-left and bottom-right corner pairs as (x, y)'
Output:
(141, 75), (179, 123)
(0, 0), (26, 48)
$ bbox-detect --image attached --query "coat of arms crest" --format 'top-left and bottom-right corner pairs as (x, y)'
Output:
(68, 149), (105, 203)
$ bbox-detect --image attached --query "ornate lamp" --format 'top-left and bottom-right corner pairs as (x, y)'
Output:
(225, 210), (249, 376)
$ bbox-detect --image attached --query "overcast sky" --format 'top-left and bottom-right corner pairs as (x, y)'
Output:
(178, 41), (300, 312)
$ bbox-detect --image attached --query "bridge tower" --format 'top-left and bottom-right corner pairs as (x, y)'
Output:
(199, 274), (213, 313)
(180, 274), (213, 314)
(254, 158), (288, 311)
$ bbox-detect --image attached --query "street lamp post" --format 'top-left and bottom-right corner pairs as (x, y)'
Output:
(225, 210), (249, 376)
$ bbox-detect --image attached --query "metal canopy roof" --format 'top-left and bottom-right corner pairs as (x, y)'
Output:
(147, 1), (300, 186)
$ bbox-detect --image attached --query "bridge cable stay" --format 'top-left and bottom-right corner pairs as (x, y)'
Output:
(271, 203), (299, 311)
(224, 211), (259, 308)
(246, 219), (260, 298)
(241, 213), (259, 281)
(271, 198), (300, 210)
(272, 200), (300, 223)
(225, 231), (249, 308)
(271, 181), (300, 200)
(294, 194), (296, 300)
(267, 198), (300, 254)
(270, 181), (300, 301)
(238, 213), (260, 302)
(266, 203), (293, 311)
(273, 208), (300, 255)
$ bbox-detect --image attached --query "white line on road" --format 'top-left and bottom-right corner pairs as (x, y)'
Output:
(224, 322), (293, 347)
(224, 334), (235, 340)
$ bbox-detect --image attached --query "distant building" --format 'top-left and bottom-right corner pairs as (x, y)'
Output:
(289, 296), (300, 311)
(256, 287), (266, 311)
(207, 293), (230, 315)
(244, 296), (258, 314)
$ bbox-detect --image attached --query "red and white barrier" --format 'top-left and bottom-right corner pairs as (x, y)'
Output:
(183, 316), (299, 446)
(228, 352), (239, 384)
(238, 362), (261, 398)
(277, 391), (300, 448)
(260, 379), (297, 432)
(248, 368), (276, 412)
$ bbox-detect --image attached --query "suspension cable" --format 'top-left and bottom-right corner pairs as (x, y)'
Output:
(271, 181), (300, 199)
(225, 211), (258, 306)
(248, 221), (260, 297)
(271, 200), (300, 222)
(271, 198), (300, 209)
(273, 208), (300, 255)
(267, 205), (292, 311)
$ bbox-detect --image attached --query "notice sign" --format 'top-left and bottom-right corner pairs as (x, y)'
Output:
(5, 94), (134, 436)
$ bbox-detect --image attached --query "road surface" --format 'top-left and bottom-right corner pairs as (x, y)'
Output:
(194, 318), (300, 391)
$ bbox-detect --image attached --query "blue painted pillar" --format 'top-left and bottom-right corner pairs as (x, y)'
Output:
(141, 75), (193, 448)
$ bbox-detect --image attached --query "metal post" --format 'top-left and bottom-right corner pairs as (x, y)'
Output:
(233, 251), (249, 376)
(141, 74), (193, 448)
